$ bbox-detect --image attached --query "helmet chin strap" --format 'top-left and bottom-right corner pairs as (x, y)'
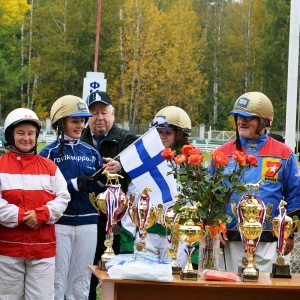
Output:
(234, 115), (242, 151)
(175, 130), (189, 147)
(57, 119), (65, 157)
(255, 118), (268, 136)
(8, 132), (39, 154)
(11, 145), (37, 154)
(235, 116), (269, 150)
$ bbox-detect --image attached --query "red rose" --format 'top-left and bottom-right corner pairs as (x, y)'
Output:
(181, 144), (195, 155)
(232, 150), (246, 167)
(188, 148), (202, 156)
(161, 148), (176, 160)
(174, 154), (187, 165)
(246, 154), (258, 167)
(211, 150), (230, 167)
(187, 154), (204, 166)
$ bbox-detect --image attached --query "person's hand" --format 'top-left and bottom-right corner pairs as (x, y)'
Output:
(220, 232), (228, 248)
(284, 238), (294, 255)
(103, 157), (121, 174)
(22, 210), (39, 229)
(77, 176), (93, 192)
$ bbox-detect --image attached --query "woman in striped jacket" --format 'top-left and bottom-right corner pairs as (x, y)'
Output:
(0, 108), (70, 300)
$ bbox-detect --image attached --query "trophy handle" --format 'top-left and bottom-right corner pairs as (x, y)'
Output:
(292, 215), (299, 235)
(201, 225), (210, 240)
(230, 201), (237, 218)
(265, 203), (273, 218)
(157, 204), (163, 224)
(265, 203), (275, 235)
(269, 222), (276, 236)
(127, 194), (135, 221)
(89, 192), (100, 214)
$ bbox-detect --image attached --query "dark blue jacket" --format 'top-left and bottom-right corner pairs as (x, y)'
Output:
(40, 139), (105, 225)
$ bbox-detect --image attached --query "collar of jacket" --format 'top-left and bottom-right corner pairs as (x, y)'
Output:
(240, 132), (268, 150)
(88, 124), (123, 144)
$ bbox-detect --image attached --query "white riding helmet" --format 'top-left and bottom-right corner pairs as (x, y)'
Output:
(4, 108), (41, 153)
(4, 108), (41, 142)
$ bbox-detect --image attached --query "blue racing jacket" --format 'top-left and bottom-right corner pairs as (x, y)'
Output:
(40, 139), (106, 226)
(213, 133), (300, 242)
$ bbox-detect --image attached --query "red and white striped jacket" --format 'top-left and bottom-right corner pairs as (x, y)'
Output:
(0, 151), (70, 258)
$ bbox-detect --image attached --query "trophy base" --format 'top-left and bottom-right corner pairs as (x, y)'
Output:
(99, 259), (107, 270)
(270, 263), (292, 278)
(100, 254), (115, 270)
(180, 270), (198, 281)
(238, 266), (259, 282)
(172, 266), (181, 275)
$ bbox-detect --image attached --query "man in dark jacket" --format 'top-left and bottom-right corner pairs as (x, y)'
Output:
(81, 91), (137, 300)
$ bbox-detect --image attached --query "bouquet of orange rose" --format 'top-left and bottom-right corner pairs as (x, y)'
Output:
(161, 144), (258, 233)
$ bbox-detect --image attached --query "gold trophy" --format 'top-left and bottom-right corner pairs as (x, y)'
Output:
(175, 204), (205, 280)
(128, 187), (163, 254)
(267, 200), (299, 278)
(231, 181), (268, 282)
(164, 205), (181, 274)
(89, 170), (129, 270)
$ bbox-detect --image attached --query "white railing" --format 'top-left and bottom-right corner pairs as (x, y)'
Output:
(192, 140), (222, 153)
(45, 136), (57, 144)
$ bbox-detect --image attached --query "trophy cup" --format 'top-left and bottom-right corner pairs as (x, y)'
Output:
(128, 187), (163, 254)
(175, 205), (205, 280)
(164, 205), (182, 274)
(89, 170), (129, 270)
(231, 181), (268, 282)
(268, 200), (299, 278)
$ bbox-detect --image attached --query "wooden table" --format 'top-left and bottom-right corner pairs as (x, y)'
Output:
(88, 265), (300, 300)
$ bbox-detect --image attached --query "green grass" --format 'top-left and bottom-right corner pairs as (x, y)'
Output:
(203, 152), (211, 163)
(37, 142), (47, 153)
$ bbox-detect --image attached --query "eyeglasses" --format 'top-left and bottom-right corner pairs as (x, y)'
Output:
(237, 115), (256, 123)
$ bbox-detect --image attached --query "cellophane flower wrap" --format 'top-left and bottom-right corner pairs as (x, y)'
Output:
(161, 145), (258, 235)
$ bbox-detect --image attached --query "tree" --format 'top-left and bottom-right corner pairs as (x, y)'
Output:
(0, 0), (294, 133)
(256, 0), (290, 131)
(0, 0), (31, 120)
(118, 0), (206, 125)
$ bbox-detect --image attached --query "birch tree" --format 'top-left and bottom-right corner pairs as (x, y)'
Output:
(119, 0), (206, 124)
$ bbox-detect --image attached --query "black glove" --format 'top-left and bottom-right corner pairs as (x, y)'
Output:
(92, 166), (107, 184)
(93, 171), (106, 183)
(77, 176), (93, 192)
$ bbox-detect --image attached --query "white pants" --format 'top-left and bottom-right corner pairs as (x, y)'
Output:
(54, 224), (97, 300)
(0, 255), (55, 300)
(219, 241), (289, 273)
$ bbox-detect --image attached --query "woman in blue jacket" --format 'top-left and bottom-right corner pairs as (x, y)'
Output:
(40, 95), (105, 300)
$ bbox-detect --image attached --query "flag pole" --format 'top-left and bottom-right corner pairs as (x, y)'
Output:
(94, 0), (102, 72)
(285, 0), (300, 150)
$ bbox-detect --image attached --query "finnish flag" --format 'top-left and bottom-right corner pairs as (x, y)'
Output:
(119, 127), (177, 206)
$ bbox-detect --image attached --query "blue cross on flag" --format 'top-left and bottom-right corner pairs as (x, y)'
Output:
(119, 127), (177, 206)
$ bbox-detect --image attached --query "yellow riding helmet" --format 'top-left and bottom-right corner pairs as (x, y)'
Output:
(230, 92), (274, 121)
(151, 106), (191, 136)
(50, 95), (92, 129)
